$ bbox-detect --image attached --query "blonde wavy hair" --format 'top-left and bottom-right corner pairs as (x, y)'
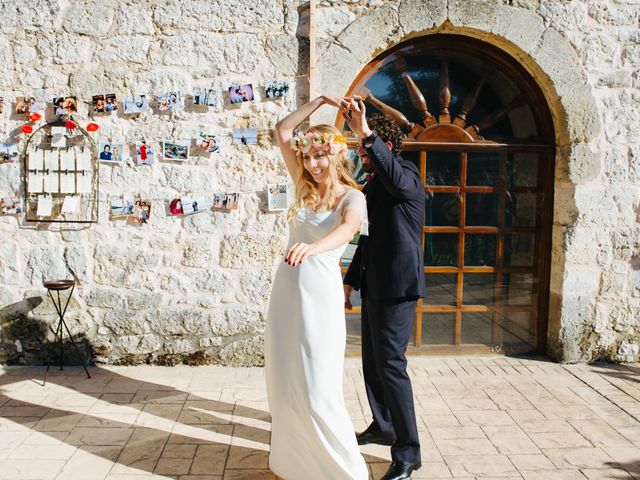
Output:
(288, 124), (357, 222)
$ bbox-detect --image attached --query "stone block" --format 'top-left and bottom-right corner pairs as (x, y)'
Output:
(448, 0), (500, 32)
(316, 6), (356, 38)
(239, 269), (273, 303)
(85, 288), (125, 309)
(567, 143), (602, 184)
(117, 334), (161, 355)
(62, 1), (115, 36)
(195, 269), (234, 297)
(611, 228), (640, 261)
(0, 245), (20, 285)
(265, 35), (300, 77)
(562, 265), (600, 296)
(125, 291), (164, 310)
(103, 310), (149, 335)
(336, 6), (398, 63)
(145, 308), (211, 335)
(95, 36), (151, 65)
(160, 165), (217, 193)
(116, 3), (155, 34)
(36, 34), (93, 65)
(220, 233), (287, 269)
(398, 0), (447, 34)
(210, 307), (265, 337)
(560, 84), (602, 144)
(217, 335), (264, 367)
(492, 6), (546, 53)
(24, 245), (69, 284)
(600, 261), (629, 297)
(0, 38), (14, 88)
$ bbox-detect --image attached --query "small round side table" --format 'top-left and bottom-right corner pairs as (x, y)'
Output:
(42, 279), (91, 385)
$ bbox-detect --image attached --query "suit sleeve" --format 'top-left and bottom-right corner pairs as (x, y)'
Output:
(343, 241), (362, 290)
(366, 136), (422, 200)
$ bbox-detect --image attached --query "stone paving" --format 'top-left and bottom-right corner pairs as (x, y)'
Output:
(0, 356), (639, 480)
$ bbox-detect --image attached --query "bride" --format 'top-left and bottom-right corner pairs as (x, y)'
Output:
(265, 95), (369, 480)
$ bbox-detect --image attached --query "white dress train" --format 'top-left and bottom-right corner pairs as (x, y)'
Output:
(265, 188), (369, 480)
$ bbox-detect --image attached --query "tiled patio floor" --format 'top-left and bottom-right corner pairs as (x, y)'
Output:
(0, 356), (639, 479)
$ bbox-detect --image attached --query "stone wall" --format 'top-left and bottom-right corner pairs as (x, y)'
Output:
(0, 0), (638, 365)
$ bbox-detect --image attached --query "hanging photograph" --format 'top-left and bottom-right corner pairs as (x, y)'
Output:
(195, 133), (219, 153)
(130, 199), (151, 224)
(92, 94), (118, 115)
(0, 97), (4, 114)
(162, 139), (190, 161)
(181, 195), (212, 215)
(157, 91), (184, 111)
(16, 96), (43, 114)
(232, 128), (257, 145)
(123, 94), (149, 114)
(36, 195), (53, 217)
(168, 198), (184, 215)
(193, 87), (219, 107)
(228, 84), (254, 104)
(265, 81), (289, 99)
(136, 141), (154, 165)
(61, 195), (81, 214)
(52, 96), (78, 116)
(111, 198), (135, 218)
(99, 142), (124, 164)
(267, 184), (288, 211)
(0, 143), (19, 163)
(213, 192), (239, 211)
(0, 197), (23, 215)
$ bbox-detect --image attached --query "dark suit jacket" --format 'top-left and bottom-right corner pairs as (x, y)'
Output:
(344, 136), (425, 300)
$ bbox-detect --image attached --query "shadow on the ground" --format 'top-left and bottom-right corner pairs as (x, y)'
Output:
(589, 362), (640, 385)
(0, 365), (385, 478)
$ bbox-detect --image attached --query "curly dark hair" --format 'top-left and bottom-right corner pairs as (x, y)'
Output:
(367, 113), (405, 156)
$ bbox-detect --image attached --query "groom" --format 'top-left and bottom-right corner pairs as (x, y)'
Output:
(343, 98), (424, 480)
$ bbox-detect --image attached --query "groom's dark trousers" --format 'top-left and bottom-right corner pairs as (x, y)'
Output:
(344, 135), (424, 464)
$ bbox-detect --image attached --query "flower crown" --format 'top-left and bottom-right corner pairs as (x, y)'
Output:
(290, 131), (348, 155)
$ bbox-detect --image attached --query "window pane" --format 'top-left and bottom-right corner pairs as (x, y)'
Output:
(466, 193), (498, 227)
(503, 273), (534, 306)
(463, 273), (495, 306)
(461, 312), (493, 344)
(464, 234), (496, 266)
(425, 234), (458, 266)
(427, 152), (460, 186)
(501, 312), (536, 349)
(421, 313), (455, 345)
(467, 152), (501, 186)
(505, 192), (537, 227)
(508, 152), (538, 188)
(426, 193), (459, 226)
(504, 233), (535, 267)
(425, 274), (457, 306)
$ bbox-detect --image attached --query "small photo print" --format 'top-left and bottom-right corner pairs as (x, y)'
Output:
(99, 142), (124, 164)
(267, 184), (288, 211)
(16, 96), (40, 114)
(123, 94), (149, 114)
(136, 141), (154, 165)
(53, 96), (78, 116)
(193, 87), (219, 107)
(228, 84), (254, 104)
(181, 195), (212, 215)
(92, 94), (118, 115)
(232, 128), (257, 145)
(213, 192), (239, 211)
(0, 97), (4, 114)
(195, 133), (219, 153)
(157, 91), (184, 111)
(0, 143), (19, 163)
(265, 81), (289, 99)
(168, 198), (183, 215)
(162, 139), (190, 161)
(0, 197), (23, 215)
(131, 199), (151, 224)
(111, 198), (134, 218)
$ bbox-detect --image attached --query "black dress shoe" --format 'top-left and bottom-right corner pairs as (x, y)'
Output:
(355, 430), (396, 446)
(380, 460), (422, 480)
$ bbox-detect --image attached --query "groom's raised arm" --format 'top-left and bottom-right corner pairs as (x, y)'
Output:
(365, 136), (421, 200)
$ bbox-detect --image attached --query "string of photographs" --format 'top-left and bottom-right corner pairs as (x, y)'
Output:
(107, 185), (288, 225)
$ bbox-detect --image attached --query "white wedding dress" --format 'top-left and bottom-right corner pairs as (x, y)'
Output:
(265, 188), (369, 480)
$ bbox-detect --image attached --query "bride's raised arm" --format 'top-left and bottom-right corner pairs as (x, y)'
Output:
(275, 95), (344, 179)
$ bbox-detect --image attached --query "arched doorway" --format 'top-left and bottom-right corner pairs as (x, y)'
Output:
(339, 34), (555, 356)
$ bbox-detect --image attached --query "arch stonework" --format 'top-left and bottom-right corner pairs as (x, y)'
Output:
(315, 0), (611, 362)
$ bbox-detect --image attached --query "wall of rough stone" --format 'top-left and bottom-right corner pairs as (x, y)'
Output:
(0, 0), (638, 366)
